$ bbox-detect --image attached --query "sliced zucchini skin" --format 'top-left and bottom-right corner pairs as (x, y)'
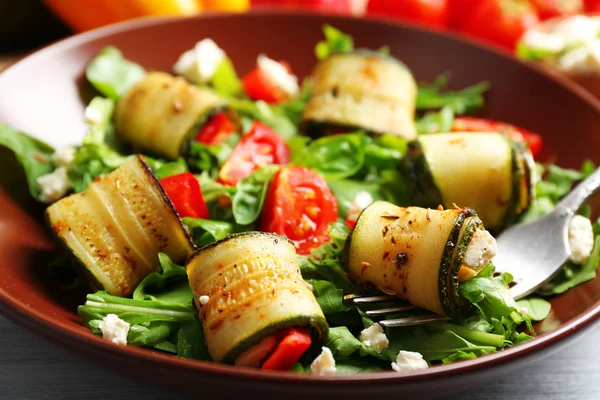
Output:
(400, 133), (535, 232)
(114, 71), (226, 160)
(186, 232), (328, 364)
(344, 201), (484, 318)
(45, 155), (195, 296)
(301, 51), (417, 139)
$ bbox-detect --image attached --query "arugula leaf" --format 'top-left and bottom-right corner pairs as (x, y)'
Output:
(232, 165), (279, 225)
(315, 24), (354, 60)
(86, 46), (145, 99)
(274, 78), (313, 127)
(183, 217), (242, 247)
(415, 106), (455, 134)
(211, 57), (243, 96)
(225, 96), (297, 140)
(516, 297), (552, 321)
(187, 140), (236, 177)
(132, 253), (192, 304)
(326, 179), (384, 218)
(152, 158), (189, 180)
(294, 133), (370, 179)
(325, 326), (390, 361)
(416, 74), (488, 114)
(177, 319), (210, 360)
(0, 124), (54, 201)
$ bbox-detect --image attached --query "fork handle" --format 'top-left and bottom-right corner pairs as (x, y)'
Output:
(556, 166), (600, 216)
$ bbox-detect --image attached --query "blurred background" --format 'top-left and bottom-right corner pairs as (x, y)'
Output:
(2, 0), (600, 96)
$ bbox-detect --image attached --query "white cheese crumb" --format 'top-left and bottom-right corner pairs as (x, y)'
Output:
(52, 146), (76, 167)
(521, 30), (565, 53)
(359, 323), (389, 353)
(173, 39), (226, 84)
(310, 346), (336, 376)
(520, 307), (530, 317)
(464, 229), (497, 273)
(199, 295), (210, 305)
(346, 191), (374, 222)
(568, 215), (594, 264)
(84, 105), (103, 125)
(553, 15), (600, 48)
(37, 167), (71, 203)
(257, 54), (299, 96)
(98, 314), (130, 346)
(391, 350), (429, 372)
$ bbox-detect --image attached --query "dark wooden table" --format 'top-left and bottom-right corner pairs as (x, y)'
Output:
(1, 316), (599, 399)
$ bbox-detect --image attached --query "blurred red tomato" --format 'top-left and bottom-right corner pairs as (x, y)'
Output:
(366, 0), (449, 29)
(251, 0), (351, 13)
(448, 0), (482, 28)
(584, 0), (600, 11)
(530, 0), (583, 19)
(460, 0), (540, 50)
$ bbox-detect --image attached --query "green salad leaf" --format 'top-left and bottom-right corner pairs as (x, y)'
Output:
(211, 57), (243, 96)
(516, 297), (552, 321)
(415, 106), (455, 134)
(0, 124), (55, 201)
(225, 97), (297, 140)
(315, 24), (354, 60)
(86, 46), (145, 99)
(183, 217), (244, 247)
(187, 138), (237, 177)
(416, 74), (489, 114)
(232, 165), (279, 225)
(152, 158), (189, 180)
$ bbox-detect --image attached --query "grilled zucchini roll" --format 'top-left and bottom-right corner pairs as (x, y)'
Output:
(46, 155), (195, 296)
(114, 71), (226, 160)
(344, 201), (497, 318)
(400, 132), (535, 232)
(302, 51), (417, 139)
(186, 232), (328, 364)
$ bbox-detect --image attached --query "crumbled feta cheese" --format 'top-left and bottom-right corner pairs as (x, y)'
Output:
(52, 146), (76, 167)
(37, 167), (71, 203)
(520, 307), (530, 317)
(98, 314), (130, 346)
(348, 0), (368, 16)
(257, 54), (299, 96)
(521, 30), (564, 54)
(310, 346), (336, 376)
(391, 351), (428, 372)
(463, 229), (497, 272)
(346, 191), (374, 222)
(199, 295), (210, 305)
(558, 40), (600, 73)
(553, 15), (600, 48)
(568, 215), (594, 264)
(173, 39), (226, 84)
(359, 323), (389, 353)
(84, 105), (103, 125)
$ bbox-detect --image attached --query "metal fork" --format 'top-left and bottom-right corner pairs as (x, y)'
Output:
(345, 166), (600, 328)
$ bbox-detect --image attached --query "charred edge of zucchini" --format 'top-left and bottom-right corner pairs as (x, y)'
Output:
(136, 155), (196, 252)
(220, 315), (330, 364)
(178, 106), (234, 157)
(341, 201), (374, 270)
(398, 140), (444, 210)
(301, 120), (390, 139)
(502, 140), (533, 231)
(438, 207), (477, 318)
(186, 231), (294, 271)
(448, 217), (482, 319)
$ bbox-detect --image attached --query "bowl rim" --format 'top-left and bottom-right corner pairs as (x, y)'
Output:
(2, 8), (600, 386)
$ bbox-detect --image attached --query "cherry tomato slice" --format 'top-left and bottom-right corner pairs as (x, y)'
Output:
(366, 0), (449, 29)
(261, 328), (313, 371)
(460, 0), (540, 51)
(218, 121), (290, 186)
(452, 116), (543, 158)
(259, 166), (338, 255)
(159, 172), (209, 219)
(242, 61), (294, 104)
(195, 112), (236, 146)
(584, 0), (600, 12)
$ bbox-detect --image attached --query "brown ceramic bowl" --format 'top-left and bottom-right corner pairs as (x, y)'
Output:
(2, 10), (600, 400)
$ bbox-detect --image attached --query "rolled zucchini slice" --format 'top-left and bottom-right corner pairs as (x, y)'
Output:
(114, 71), (226, 160)
(46, 155), (195, 296)
(302, 51), (417, 139)
(186, 232), (328, 364)
(344, 201), (497, 318)
(400, 132), (535, 232)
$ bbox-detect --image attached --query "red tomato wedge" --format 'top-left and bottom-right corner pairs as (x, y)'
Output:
(242, 60), (295, 104)
(584, 0), (600, 12)
(452, 116), (543, 158)
(218, 121), (290, 186)
(366, 0), (449, 29)
(530, 0), (583, 19)
(261, 328), (313, 371)
(460, 0), (540, 50)
(159, 172), (209, 219)
(195, 112), (236, 146)
(448, 0), (481, 28)
(259, 167), (338, 255)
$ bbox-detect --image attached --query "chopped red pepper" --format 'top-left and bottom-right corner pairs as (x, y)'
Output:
(452, 116), (543, 158)
(261, 328), (313, 371)
(159, 172), (209, 219)
(242, 60), (295, 104)
(195, 112), (236, 146)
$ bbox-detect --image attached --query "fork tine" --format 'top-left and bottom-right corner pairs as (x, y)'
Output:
(365, 305), (419, 317)
(379, 314), (450, 328)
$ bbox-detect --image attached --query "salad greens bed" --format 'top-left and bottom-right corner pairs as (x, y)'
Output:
(1, 25), (599, 373)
